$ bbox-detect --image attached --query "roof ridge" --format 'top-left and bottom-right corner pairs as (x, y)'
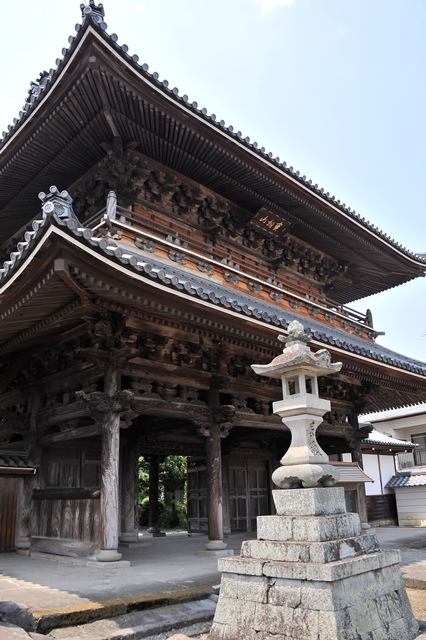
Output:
(1, 5), (426, 266)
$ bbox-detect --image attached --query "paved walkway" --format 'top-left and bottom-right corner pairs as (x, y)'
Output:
(1, 527), (426, 637)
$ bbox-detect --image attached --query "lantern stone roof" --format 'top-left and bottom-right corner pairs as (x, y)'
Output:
(251, 320), (342, 379)
(1, 3), (425, 305)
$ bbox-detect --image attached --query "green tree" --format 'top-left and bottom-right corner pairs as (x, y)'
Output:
(138, 455), (188, 529)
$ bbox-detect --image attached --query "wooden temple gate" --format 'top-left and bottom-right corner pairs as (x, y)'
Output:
(0, 2), (426, 560)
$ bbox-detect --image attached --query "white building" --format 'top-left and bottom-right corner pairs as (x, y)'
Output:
(360, 404), (426, 526)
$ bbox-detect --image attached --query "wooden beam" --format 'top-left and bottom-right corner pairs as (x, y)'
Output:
(0, 351), (32, 394)
(38, 423), (102, 445)
(54, 258), (93, 306)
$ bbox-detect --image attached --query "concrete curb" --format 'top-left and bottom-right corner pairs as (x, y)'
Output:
(35, 587), (215, 634)
(48, 599), (217, 640)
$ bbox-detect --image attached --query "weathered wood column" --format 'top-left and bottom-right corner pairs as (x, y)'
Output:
(348, 411), (371, 530)
(98, 361), (122, 561)
(16, 391), (41, 549)
(204, 380), (235, 552)
(120, 438), (139, 543)
(15, 475), (36, 549)
(77, 355), (136, 561)
(145, 455), (165, 537)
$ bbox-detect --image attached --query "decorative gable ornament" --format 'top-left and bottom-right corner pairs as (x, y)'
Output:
(80, 1), (107, 28)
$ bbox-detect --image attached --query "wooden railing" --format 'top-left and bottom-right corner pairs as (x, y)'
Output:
(85, 205), (375, 331)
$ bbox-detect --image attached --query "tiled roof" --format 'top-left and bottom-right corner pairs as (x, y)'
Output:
(0, 453), (36, 470)
(362, 428), (417, 449)
(387, 474), (426, 488)
(361, 403), (426, 424)
(329, 462), (374, 483)
(2, 186), (426, 380)
(1, 2), (425, 268)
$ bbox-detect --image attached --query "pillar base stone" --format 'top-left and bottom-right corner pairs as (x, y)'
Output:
(209, 487), (418, 640)
(97, 548), (122, 562)
(205, 539), (228, 551)
(15, 537), (31, 550)
(119, 532), (138, 543)
(143, 531), (166, 537)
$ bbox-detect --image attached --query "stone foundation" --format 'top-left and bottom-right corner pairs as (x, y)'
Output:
(209, 488), (418, 640)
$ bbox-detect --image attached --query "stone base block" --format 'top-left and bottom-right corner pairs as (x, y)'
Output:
(219, 548), (401, 582)
(209, 557), (418, 639)
(273, 486), (346, 516)
(197, 549), (234, 557)
(257, 512), (361, 542)
(241, 533), (379, 564)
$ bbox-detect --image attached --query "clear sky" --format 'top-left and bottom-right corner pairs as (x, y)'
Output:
(1, 0), (425, 361)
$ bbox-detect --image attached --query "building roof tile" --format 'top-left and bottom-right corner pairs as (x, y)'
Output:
(1, 5), (425, 268)
(386, 474), (426, 488)
(2, 187), (425, 382)
(361, 428), (416, 449)
(361, 403), (426, 424)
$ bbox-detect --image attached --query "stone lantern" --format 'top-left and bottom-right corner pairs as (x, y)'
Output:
(252, 320), (342, 489)
(209, 320), (418, 640)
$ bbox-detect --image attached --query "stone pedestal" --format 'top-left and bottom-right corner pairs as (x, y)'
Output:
(209, 487), (418, 640)
(144, 528), (166, 538)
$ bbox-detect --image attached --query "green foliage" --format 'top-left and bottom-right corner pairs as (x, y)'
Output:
(161, 455), (187, 492)
(138, 459), (149, 505)
(139, 496), (149, 526)
(138, 455), (188, 529)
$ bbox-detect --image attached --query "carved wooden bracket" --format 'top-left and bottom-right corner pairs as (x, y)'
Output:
(76, 389), (135, 418)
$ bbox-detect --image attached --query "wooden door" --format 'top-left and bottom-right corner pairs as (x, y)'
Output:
(0, 476), (19, 551)
(229, 457), (270, 531)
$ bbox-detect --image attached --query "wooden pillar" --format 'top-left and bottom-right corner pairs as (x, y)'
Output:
(98, 363), (122, 562)
(222, 454), (231, 536)
(16, 390), (41, 549)
(15, 475), (35, 549)
(146, 456), (165, 536)
(349, 411), (370, 530)
(120, 439), (139, 543)
(205, 380), (227, 551)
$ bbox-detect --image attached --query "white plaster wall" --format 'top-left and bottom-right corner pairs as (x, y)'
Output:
(395, 486), (426, 526)
(396, 424), (426, 441)
(363, 454), (381, 495)
(341, 453), (352, 463)
(372, 416), (426, 440)
(379, 455), (396, 494)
